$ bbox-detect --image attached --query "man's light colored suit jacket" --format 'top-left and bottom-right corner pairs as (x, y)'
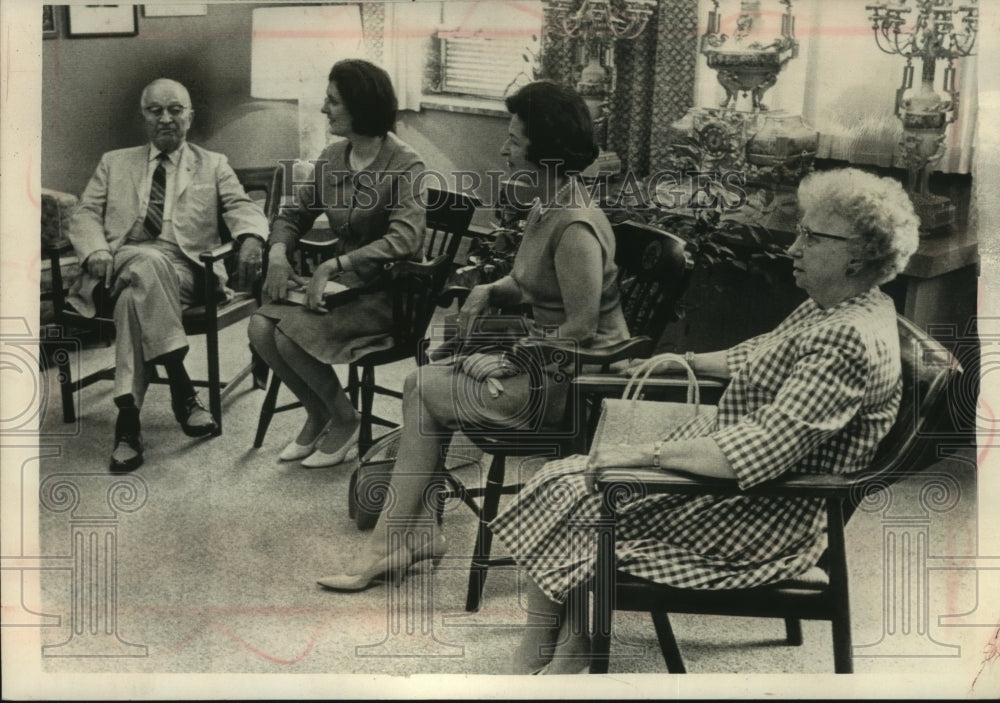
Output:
(68, 142), (269, 317)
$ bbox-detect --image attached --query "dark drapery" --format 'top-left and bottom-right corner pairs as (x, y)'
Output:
(541, 0), (700, 176)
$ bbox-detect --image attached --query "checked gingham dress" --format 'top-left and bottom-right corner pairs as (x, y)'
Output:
(489, 287), (902, 603)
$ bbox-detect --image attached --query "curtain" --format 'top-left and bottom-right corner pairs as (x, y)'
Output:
(380, 1), (441, 112)
(542, 1), (700, 176)
(617, 0), (700, 175)
(539, 14), (576, 85)
(361, 2), (385, 65)
(607, 17), (658, 176)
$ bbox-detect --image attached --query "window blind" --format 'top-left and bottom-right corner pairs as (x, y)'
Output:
(438, 34), (531, 99)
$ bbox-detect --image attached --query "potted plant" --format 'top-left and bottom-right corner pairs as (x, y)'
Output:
(604, 176), (800, 351)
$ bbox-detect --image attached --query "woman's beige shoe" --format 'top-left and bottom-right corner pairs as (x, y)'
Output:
(301, 425), (359, 468)
(407, 533), (447, 570)
(277, 420), (331, 462)
(316, 534), (447, 592)
(316, 550), (405, 591)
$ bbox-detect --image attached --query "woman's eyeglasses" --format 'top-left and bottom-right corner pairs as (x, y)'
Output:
(795, 223), (861, 244)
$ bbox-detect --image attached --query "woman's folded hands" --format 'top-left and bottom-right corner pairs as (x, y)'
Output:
(458, 352), (521, 382)
(262, 247), (307, 302)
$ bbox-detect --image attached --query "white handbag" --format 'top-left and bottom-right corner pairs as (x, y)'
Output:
(590, 353), (716, 452)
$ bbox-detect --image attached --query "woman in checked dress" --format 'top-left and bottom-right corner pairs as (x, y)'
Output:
(491, 167), (921, 674)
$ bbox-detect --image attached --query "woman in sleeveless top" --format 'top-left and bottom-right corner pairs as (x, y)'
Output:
(315, 81), (631, 591)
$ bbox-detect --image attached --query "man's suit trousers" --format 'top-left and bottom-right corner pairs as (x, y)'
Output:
(111, 239), (199, 406)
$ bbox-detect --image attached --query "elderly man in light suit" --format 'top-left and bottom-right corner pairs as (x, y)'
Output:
(68, 78), (269, 471)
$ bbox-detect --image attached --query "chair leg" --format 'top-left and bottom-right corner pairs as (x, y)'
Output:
(831, 614), (854, 673)
(589, 608), (611, 674)
(827, 499), (854, 673)
(359, 365), (375, 456)
(650, 612), (686, 673)
(254, 376), (282, 449)
(204, 335), (222, 437)
(57, 351), (76, 423)
(250, 345), (269, 390)
(784, 618), (803, 646)
(465, 454), (506, 612)
(347, 363), (360, 408)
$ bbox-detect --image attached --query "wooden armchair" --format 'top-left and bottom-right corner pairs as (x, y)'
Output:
(46, 167), (275, 434)
(588, 314), (961, 673)
(348, 220), (695, 610)
(251, 187), (478, 455)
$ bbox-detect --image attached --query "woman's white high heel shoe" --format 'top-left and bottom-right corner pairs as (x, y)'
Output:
(278, 421), (330, 462)
(301, 424), (360, 468)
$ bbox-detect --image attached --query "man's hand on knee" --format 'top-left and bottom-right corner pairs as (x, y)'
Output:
(85, 250), (114, 289)
(237, 236), (264, 290)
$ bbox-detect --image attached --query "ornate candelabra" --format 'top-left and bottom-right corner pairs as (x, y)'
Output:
(666, 0), (817, 190)
(866, 0), (978, 234)
(544, 0), (657, 173)
(701, 0), (798, 112)
(546, 0), (657, 40)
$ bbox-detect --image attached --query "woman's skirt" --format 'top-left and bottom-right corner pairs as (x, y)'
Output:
(413, 361), (574, 435)
(256, 286), (394, 365)
(489, 455), (829, 604)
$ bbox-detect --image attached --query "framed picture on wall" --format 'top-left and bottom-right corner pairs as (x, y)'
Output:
(66, 5), (138, 38)
(42, 5), (59, 39)
(143, 4), (208, 17)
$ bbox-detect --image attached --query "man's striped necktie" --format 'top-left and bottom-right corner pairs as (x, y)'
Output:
(142, 152), (169, 238)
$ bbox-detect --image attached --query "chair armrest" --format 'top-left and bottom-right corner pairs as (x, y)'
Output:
(437, 285), (472, 308)
(596, 467), (851, 500)
(574, 372), (728, 403)
(199, 241), (236, 264)
(299, 236), (340, 250)
(44, 242), (74, 261)
(515, 336), (656, 368)
(262, 236), (340, 266)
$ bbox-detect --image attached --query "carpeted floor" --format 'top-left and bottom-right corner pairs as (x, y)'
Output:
(30, 317), (987, 687)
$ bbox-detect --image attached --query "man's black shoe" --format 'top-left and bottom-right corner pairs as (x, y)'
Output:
(172, 393), (219, 437)
(110, 433), (144, 472)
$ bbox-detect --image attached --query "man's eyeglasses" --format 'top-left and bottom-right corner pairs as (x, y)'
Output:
(795, 223), (861, 244)
(143, 104), (190, 118)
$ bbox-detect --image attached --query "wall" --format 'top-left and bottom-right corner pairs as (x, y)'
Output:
(43, 5), (286, 193)
(41, 3), (510, 207)
(398, 108), (510, 210)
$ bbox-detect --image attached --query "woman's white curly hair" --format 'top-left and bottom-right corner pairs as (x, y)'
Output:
(797, 168), (920, 284)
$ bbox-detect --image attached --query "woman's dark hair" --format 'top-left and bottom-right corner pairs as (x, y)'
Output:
(504, 81), (599, 175)
(328, 59), (398, 137)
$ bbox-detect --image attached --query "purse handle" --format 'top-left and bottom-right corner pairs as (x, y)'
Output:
(621, 353), (700, 409)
